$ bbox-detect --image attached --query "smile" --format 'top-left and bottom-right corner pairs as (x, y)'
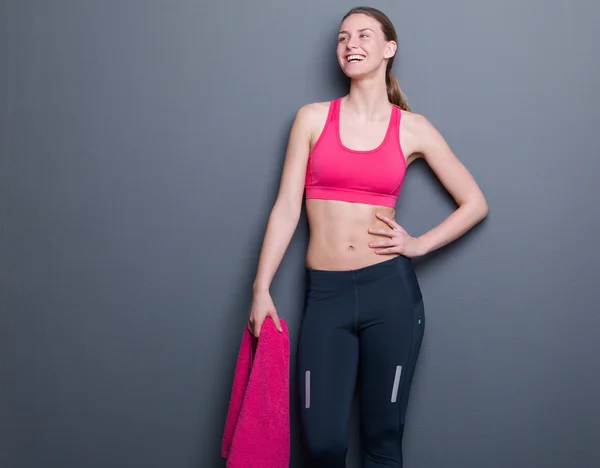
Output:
(346, 54), (366, 63)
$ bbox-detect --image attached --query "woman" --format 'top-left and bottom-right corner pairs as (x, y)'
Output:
(247, 6), (488, 467)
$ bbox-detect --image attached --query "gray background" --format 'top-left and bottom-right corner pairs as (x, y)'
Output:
(2, 0), (599, 467)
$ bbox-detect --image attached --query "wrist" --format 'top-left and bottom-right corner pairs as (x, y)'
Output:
(416, 236), (432, 256)
(253, 282), (270, 294)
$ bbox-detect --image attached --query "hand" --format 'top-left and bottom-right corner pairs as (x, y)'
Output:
(247, 290), (283, 338)
(368, 213), (425, 258)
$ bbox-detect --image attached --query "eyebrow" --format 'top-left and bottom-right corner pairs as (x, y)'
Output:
(338, 28), (374, 35)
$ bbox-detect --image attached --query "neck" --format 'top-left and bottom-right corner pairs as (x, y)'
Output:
(345, 75), (390, 120)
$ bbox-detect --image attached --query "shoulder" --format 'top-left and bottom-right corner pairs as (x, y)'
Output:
(400, 110), (444, 145)
(397, 109), (432, 134)
(294, 101), (331, 127)
(396, 109), (448, 160)
(292, 100), (334, 144)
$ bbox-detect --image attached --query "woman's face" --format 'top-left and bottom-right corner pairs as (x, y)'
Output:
(336, 13), (396, 80)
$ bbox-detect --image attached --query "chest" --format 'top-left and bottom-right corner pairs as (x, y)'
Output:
(338, 117), (392, 152)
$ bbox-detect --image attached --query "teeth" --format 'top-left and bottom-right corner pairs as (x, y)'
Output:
(347, 55), (364, 62)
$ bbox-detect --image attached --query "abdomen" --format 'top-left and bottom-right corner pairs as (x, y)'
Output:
(305, 199), (400, 271)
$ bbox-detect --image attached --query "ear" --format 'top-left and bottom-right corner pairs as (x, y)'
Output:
(384, 40), (397, 59)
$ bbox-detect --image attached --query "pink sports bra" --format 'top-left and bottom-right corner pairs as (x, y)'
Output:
(304, 97), (406, 208)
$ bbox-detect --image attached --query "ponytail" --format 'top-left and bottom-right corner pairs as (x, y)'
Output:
(386, 68), (410, 111)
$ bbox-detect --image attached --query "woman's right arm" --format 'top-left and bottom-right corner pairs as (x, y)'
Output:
(248, 104), (314, 337)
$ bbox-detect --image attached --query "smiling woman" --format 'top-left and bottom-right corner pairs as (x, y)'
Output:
(244, 5), (488, 468)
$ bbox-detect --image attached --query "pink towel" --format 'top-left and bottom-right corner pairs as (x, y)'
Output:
(222, 317), (290, 468)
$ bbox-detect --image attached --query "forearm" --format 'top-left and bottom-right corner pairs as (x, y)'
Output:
(417, 200), (488, 256)
(252, 201), (301, 292)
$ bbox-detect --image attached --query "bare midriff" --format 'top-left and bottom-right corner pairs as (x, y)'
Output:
(305, 198), (399, 271)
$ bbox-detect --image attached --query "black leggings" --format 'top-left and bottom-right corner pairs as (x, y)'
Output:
(296, 255), (425, 467)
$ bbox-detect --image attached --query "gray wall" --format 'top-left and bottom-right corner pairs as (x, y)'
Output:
(2, 0), (599, 467)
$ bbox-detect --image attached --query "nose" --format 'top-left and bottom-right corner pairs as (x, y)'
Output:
(346, 36), (360, 49)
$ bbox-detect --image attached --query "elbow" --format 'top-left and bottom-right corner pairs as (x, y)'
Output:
(462, 196), (488, 222)
(477, 197), (488, 221)
(273, 196), (302, 223)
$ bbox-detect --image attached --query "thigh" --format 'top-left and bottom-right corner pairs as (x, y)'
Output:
(357, 272), (425, 455)
(296, 288), (358, 451)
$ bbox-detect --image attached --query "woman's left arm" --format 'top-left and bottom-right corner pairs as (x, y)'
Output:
(409, 114), (488, 256)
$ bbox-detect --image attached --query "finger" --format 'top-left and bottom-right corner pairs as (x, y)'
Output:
(369, 241), (393, 248)
(368, 228), (394, 237)
(375, 247), (399, 255)
(376, 213), (401, 229)
(253, 316), (265, 338)
(270, 312), (283, 333)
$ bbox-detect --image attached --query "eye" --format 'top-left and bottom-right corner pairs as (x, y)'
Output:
(360, 34), (369, 38)
(338, 36), (348, 42)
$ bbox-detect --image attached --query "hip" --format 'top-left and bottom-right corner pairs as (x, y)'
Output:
(304, 254), (423, 308)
